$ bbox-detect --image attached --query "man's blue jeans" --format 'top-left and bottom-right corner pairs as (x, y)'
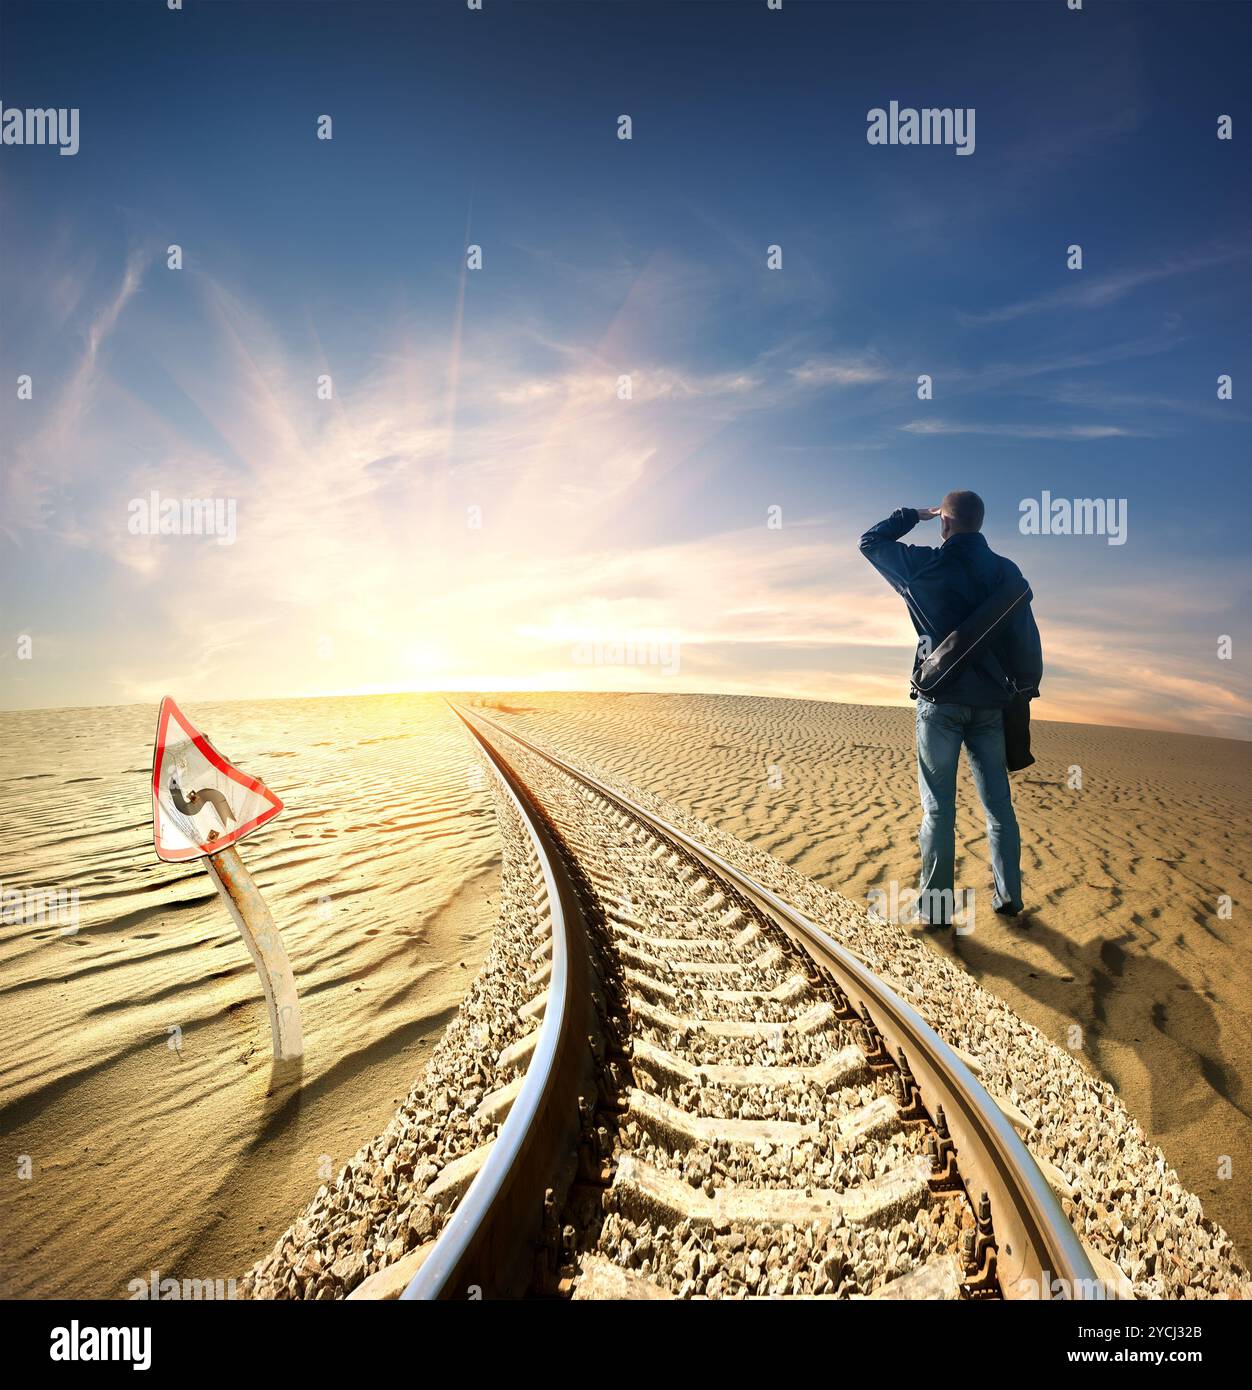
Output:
(915, 699), (1022, 919)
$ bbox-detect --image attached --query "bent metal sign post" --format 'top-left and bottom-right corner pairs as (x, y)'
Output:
(151, 697), (303, 1061)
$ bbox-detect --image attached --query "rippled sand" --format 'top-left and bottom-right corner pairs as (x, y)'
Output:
(0, 695), (498, 1298)
(477, 692), (1252, 1259)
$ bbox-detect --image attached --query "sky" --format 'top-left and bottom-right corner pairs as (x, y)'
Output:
(1, 0), (1250, 737)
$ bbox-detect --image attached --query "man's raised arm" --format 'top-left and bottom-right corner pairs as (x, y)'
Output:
(858, 506), (939, 594)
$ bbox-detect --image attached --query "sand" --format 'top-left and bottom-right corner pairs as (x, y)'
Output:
(5, 689), (1248, 1297)
(475, 693), (1252, 1262)
(0, 694), (499, 1299)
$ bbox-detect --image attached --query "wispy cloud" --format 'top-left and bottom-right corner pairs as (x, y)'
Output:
(1037, 381), (1250, 424)
(900, 419), (1138, 440)
(498, 364), (761, 407)
(790, 354), (891, 388)
(1, 249), (149, 542)
(959, 246), (1247, 326)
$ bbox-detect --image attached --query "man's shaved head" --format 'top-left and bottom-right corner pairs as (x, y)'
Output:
(941, 490), (985, 534)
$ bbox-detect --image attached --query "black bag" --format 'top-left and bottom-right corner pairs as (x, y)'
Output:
(1003, 690), (1035, 772)
(911, 571), (1032, 700)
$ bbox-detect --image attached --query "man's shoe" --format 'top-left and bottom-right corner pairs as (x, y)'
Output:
(993, 900), (1025, 919)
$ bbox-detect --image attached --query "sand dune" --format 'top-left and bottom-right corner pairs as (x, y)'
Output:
(0, 695), (498, 1298)
(478, 693), (1252, 1262)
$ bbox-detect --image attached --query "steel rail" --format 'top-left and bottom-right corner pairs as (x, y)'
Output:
(401, 708), (594, 1299)
(453, 703), (1103, 1302)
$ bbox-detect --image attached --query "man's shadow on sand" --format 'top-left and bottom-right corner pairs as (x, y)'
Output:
(923, 914), (1249, 1138)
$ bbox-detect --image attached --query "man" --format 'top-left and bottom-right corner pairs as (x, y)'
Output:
(859, 491), (1042, 926)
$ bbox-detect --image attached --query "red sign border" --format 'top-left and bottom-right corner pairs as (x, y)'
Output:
(151, 696), (283, 862)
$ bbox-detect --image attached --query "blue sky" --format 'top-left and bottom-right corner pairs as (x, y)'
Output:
(1, 0), (1250, 735)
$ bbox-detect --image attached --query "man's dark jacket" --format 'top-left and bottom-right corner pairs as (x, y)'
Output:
(859, 508), (1043, 709)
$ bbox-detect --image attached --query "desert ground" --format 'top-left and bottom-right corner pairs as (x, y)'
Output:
(0, 695), (500, 1298)
(477, 692), (1252, 1262)
(2, 690), (1248, 1296)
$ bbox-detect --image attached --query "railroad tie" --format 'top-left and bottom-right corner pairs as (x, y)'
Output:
(611, 933), (774, 973)
(670, 946), (783, 976)
(609, 920), (750, 953)
(570, 1255), (674, 1301)
(569, 1251), (964, 1302)
(629, 1037), (867, 1091)
(630, 996), (835, 1040)
(703, 974), (809, 1005)
(861, 1253), (963, 1301)
(496, 1028), (539, 1075)
(611, 1153), (932, 1231)
(626, 1088), (820, 1149)
(623, 966), (808, 1009)
(424, 1141), (494, 1208)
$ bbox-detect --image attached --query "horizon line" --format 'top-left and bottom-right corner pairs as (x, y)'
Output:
(0, 687), (1245, 746)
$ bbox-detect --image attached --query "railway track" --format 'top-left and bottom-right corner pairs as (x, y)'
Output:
(402, 702), (1105, 1301)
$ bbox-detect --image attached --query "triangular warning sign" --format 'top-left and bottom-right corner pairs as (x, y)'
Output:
(151, 697), (283, 862)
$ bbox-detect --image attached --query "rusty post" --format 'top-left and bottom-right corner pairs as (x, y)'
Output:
(204, 843), (303, 1061)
